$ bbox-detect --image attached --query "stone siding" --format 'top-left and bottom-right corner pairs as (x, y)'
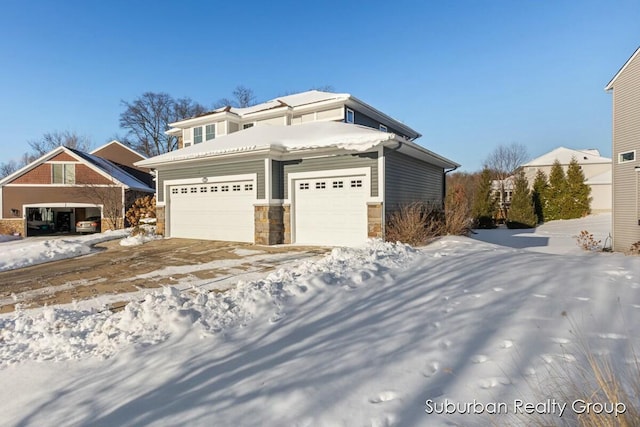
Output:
(283, 205), (291, 244)
(367, 202), (383, 239)
(0, 219), (25, 237)
(254, 205), (284, 245)
(156, 206), (165, 236)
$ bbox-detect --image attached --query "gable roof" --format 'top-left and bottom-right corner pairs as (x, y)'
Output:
(90, 140), (148, 160)
(137, 121), (457, 169)
(67, 148), (154, 191)
(0, 146), (154, 192)
(523, 147), (611, 167)
(605, 46), (640, 91)
(169, 90), (421, 140)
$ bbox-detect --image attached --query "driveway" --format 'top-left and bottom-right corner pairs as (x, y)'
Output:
(0, 239), (327, 313)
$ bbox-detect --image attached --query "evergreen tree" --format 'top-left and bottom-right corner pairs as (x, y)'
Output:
(506, 170), (537, 228)
(531, 169), (548, 223)
(565, 157), (591, 218)
(545, 160), (567, 221)
(471, 168), (497, 228)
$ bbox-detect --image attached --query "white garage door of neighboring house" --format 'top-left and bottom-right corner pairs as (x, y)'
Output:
(293, 175), (368, 246)
(169, 180), (255, 242)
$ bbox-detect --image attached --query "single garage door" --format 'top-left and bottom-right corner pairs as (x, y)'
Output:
(293, 175), (368, 246)
(169, 180), (255, 242)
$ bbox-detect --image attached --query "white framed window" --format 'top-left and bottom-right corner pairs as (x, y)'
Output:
(379, 124), (387, 132)
(243, 123), (254, 129)
(193, 127), (203, 144)
(244, 184), (253, 191)
(232, 184), (241, 191)
(346, 108), (354, 124)
(205, 124), (216, 141)
(619, 150), (636, 163)
(52, 163), (75, 184)
(315, 182), (326, 189)
(332, 181), (344, 188)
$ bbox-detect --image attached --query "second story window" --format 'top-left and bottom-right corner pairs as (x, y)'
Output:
(193, 127), (203, 144)
(52, 163), (75, 184)
(205, 124), (216, 141)
(379, 124), (388, 132)
(619, 150), (635, 163)
(346, 108), (354, 124)
(243, 123), (254, 129)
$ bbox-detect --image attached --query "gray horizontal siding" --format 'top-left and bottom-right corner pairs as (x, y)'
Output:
(348, 109), (409, 139)
(384, 148), (444, 213)
(282, 153), (378, 199)
(157, 160), (265, 202)
(612, 50), (640, 251)
(272, 160), (283, 199)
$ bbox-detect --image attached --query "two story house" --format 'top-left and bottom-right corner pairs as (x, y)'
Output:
(605, 46), (640, 252)
(167, 90), (421, 149)
(137, 90), (458, 247)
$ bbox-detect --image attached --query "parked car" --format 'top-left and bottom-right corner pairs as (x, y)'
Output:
(76, 216), (101, 234)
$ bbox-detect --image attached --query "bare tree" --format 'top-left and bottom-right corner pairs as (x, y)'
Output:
(214, 85), (257, 108)
(119, 92), (206, 157)
(484, 143), (529, 219)
(28, 131), (92, 157)
(0, 160), (19, 179)
(1, 131), (92, 179)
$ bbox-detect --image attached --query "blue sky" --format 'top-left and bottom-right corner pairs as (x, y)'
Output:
(1, 0), (638, 171)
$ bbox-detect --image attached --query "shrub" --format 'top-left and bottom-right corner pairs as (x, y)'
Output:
(444, 183), (472, 236)
(576, 230), (602, 251)
(125, 196), (156, 227)
(630, 242), (640, 255)
(385, 202), (444, 246)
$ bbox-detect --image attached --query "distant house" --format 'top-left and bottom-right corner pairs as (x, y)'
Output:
(521, 147), (612, 213)
(605, 45), (640, 252)
(0, 141), (154, 236)
(138, 91), (458, 246)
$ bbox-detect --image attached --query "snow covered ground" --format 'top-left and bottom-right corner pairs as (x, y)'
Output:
(0, 230), (128, 272)
(0, 214), (638, 426)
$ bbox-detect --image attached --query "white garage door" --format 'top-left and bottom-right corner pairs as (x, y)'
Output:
(169, 180), (255, 242)
(293, 175), (368, 246)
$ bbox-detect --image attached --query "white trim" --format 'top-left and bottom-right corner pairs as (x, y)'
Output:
(264, 158), (272, 202)
(23, 202), (102, 208)
(90, 140), (147, 160)
(618, 150), (636, 163)
(605, 46), (640, 91)
(0, 186), (3, 219)
(345, 108), (355, 123)
(377, 144), (385, 205)
(287, 167), (372, 244)
(5, 184), (121, 188)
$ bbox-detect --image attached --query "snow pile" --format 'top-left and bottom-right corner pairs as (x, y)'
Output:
(119, 224), (161, 247)
(0, 240), (414, 365)
(0, 230), (128, 272)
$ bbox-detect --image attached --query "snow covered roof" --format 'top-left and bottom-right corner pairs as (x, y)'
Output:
(137, 121), (457, 169)
(67, 148), (154, 191)
(523, 147), (611, 167)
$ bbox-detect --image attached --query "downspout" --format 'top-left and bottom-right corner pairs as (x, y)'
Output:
(443, 165), (459, 209)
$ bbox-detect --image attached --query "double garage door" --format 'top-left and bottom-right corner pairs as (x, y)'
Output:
(168, 173), (369, 246)
(293, 175), (368, 246)
(169, 180), (255, 242)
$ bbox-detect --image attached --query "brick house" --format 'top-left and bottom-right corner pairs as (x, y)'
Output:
(0, 141), (154, 236)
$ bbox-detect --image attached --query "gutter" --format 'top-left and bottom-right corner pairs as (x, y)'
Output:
(443, 165), (460, 207)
